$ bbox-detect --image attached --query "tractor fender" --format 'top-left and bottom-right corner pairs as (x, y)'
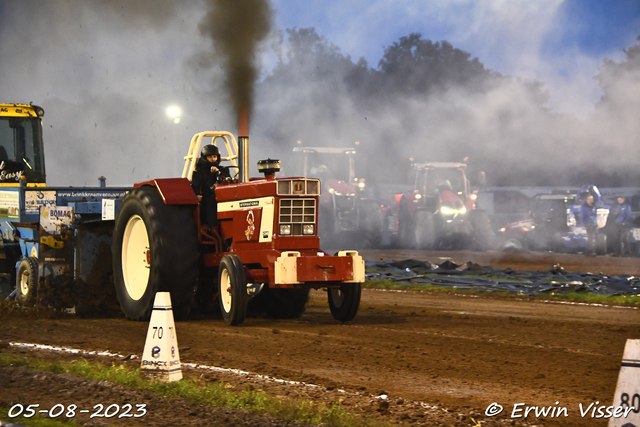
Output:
(133, 178), (198, 205)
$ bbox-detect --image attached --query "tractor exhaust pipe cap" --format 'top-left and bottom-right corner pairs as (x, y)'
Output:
(257, 158), (280, 180)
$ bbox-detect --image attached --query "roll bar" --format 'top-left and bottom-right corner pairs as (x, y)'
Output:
(181, 131), (239, 181)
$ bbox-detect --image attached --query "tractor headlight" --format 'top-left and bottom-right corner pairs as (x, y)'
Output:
(302, 224), (315, 235)
(441, 206), (465, 215)
(279, 224), (291, 235)
(441, 206), (455, 215)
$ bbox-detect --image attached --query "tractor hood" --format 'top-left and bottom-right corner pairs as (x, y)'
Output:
(324, 179), (356, 196)
(438, 190), (467, 219)
(501, 218), (535, 234)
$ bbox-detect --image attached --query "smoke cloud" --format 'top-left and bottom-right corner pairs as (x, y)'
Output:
(198, 0), (273, 135)
(254, 29), (640, 188)
(0, 0), (227, 185)
(0, 1), (638, 191)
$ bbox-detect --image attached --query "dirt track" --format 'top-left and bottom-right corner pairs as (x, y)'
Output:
(2, 250), (640, 426)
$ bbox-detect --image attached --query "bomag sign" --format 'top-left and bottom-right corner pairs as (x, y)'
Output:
(40, 205), (74, 234)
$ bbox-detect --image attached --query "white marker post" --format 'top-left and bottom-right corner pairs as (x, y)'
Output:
(610, 339), (640, 427)
(140, 292), (182, 382)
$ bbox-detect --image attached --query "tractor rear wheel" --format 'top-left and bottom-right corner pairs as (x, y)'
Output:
(328, 283), (361, 323)
(113, 186), (199, 321)
(218, 254), (247, 326)
(16, 257), (38, 305)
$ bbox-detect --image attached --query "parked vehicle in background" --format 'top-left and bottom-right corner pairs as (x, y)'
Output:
(291, 146), (382, 247)
(386, 162), (494, 250)
(0, 103), (129, 310)
(498, 186), (610, 254)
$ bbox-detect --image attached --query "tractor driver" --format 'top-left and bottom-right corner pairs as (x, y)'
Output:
(191, 144), (230, 228)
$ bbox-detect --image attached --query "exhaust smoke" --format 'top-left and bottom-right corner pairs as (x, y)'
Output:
(199, 0), (273, 137)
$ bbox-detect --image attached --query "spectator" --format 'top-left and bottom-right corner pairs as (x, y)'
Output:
(613, 196), (632, 256)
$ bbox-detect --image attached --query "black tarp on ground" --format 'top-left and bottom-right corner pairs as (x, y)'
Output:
(365, 259), (640, 296)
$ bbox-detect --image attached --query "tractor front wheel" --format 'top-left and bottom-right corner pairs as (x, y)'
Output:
(398, 206), (415, 248)
(328, 283), (361, 323)
(218, 254), (247, 326)
(470, 210), (495, 251)
(414, 211), (435, 249)
(113, 186), (199, 321)
(16, 257), (38, 305)
(357, 200), (383, 248)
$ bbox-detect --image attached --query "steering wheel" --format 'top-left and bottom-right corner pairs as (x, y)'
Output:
(226, 165), (240, 183)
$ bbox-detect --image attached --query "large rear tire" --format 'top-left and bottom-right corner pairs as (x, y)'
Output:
(113, 186), (199, 321)
(16, 257), (38, 305)
(328, 283), (361, 323)
(218, 254), (247, 326)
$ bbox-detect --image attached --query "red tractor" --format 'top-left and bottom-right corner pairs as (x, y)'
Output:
(112, 132), (364, 325)
(291, 146), (382, 247)
(389, 162), (494, 250)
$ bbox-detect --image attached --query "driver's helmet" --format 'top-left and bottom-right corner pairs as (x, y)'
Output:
(311, 164), (329, 177)
(201, 144), (220, 158)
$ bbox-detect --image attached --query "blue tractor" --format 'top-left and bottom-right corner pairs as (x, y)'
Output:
(0, 103), (129, 311)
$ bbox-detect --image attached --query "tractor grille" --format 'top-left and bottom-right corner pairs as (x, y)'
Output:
(277, 179), (320, 195)
(279, 198), (316, 236)
(333, 194), (356, 211)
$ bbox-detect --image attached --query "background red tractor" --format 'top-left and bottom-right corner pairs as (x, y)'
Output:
(112, 132), (365, 326)
(387, 162), (494, 250)
(291, 146), (383, 247)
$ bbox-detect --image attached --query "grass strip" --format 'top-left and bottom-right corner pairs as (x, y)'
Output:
(364, 280), (640, 306)
(0, 353), (390, 427)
